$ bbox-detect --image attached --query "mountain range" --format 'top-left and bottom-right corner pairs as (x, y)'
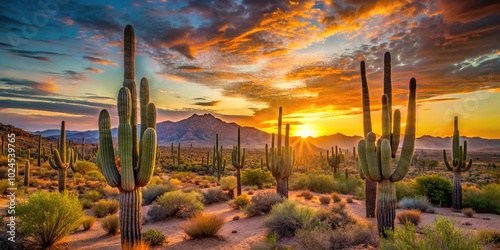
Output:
(19, 113), (500, 152)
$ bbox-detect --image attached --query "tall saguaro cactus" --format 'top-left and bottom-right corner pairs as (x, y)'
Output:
(231, 127), (246, 196)
(37, 135), (42, 166)
(357, 52), (417, 236)
(266, 107), (294, 198)
(327, 146), (344, 177)
(443, 116), (472, 211)
(98, 25), (157, 248)
(81, 137), (85, 161)
(49, 121), (76, 192)
(213, 134), (226, 181)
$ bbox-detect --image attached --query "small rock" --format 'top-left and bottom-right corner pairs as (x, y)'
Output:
(482, 218), (491, 220)
(462, 222), (472, 226)
(233, 216), (240, 220)
(232, 230), (237, 234)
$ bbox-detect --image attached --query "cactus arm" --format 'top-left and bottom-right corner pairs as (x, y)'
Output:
(360, 61), (372, 136)
(99, 110), (121, 187)
(123, 25), (135, 79)
(136, 128), (157, 187)
(365, 133), (382, 182)
(391, 109), (401, 158)
(118, 87), (135, 191)
(383, 52), (392, 124)
(241, 148), (245, 167)
(382, 95), (391, 140)
(380, 139), (392, 179)
(49, 153), (58, 170)
(69, 149), (76, 173)
(464, 159), (472, 171)
(391, 78), (416, 182)
(52, 149), (69, 169)
(140, 77), (149, 137)
(147, 103), (156, 130)
(357, 140), (372, 181)
(443, 150), (453, 171)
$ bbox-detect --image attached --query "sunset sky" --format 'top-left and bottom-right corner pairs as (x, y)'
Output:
(0, 0), (499, 138)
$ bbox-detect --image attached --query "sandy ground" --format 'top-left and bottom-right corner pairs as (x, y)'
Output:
(2, 189), (499, 249)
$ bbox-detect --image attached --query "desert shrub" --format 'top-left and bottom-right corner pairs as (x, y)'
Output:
(331, 192), (342, 203)
(0, 179), (10, 195)
(478, 229), (500, 245)
(101, 215), (120, 234)
(202, 187), (229, 204)
(231, 193), (250, 209)
(462, 208), (475, 217)
(463, 183), (500, 214)
(333, 176), (363, 195)
(143, 183), (176, 204)
(80, 198), (93, 209)
(304, 174), (335, 193)
(263, 200), (318, 237)
(81, 216), (96, 231)
(246, 192), (284, 216)
(398, 196), (433, 212)
(395, 179), (417, 201)
(87, 170), (105, 181)
(382, 217), (482, 250)
(241, 168), (274, 188)
(354, 186), (365, 200)
(17, 191), (84, 248)
(149, 176), (163, 185)
(396, 210), (421, 226)
(346, 196), (354, 203)
(92, 199), (119, 218)
(168, 178), (182, 187)
(103, 185), (120, 197)
(317, 202), (355, 229)
(73, 160), (98, 175)
(147, 190), (204, 221)
(220, 176), (237, 191)
(143, 228), (165, 246)
(414, 174), (452, 206)
(181, 212), (225, 238)
(84, 190), (102, 202)
(319, 195), (331, 205)
(301, 190), (314, 200)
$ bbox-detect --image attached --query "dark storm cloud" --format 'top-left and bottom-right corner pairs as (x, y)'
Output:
(0, 99), (101, 115)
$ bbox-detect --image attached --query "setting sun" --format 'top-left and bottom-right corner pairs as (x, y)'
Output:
(294, 124), (319, 138)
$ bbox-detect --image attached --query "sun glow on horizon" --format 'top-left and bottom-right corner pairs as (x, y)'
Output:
(294, 124), (320, 138)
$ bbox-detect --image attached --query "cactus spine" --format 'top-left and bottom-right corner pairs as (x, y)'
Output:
(265, 107), (294, 198)
(327, 146), (344, 177)
(357, 52), (417, 236)
(213, 134), (226, 181)
(231, 127), (246, 196)
(24, 150), (30, 186)
(443, 116), (472, 211)
(37, 135), (42, 166)
(98, 25), (157, 248)
(49, 121), (76, 192)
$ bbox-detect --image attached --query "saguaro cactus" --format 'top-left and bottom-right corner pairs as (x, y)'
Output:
(265, 107), (294, 198)
(213, 134), (226, 181)
(231, 127), (246, 196)
(327, 146), (344, 177)
(98, 25), (157, 248)
(24, 150), (30, 186)
(49, 121), (76, 192)
(443, 116), (472, 211)
(81, 137), (85, 161)
(357, 52), (417, 236)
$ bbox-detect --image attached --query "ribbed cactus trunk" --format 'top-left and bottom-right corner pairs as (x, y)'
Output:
(81, 137), (85, 161)
(232, 127), (246, 196)
(24, 150), (30, 186)
(365, 180), (377, 217)
(98, 25), (157, 248)
(452, 172), (462, 211)
(49, 121), (75, 193)
(37, 135), (42, 166)
(377, 179), (396, 236)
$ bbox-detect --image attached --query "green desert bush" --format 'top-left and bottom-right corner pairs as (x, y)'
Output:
(331, 192), (342, 203)
(395, 179), (417, 201)
(81, 216), (96, 231)
(181, 212), (225, 238)
(333, 176), (363, 195)
(396, 210), (421, 226)
(317, 202), (355, 229)
(143, 183), (176, 204)
(220, 176), (237, 191)
(241, 168), (274, 188)
(246, 192), (284, 216)
(101, 215), (120, 234)
(17, 191), (84, 248)
(382, 217), (482, 250)
(398, 196), (433, 212)
(461, 208), (475, 217)
(263, 200), (318, 237)
(202, 187), (229, 205)
(289, 173), (361, 194)
(92, 199), (119, 218)
(87, 170), (105, 182)
(80, 198), (93, 209)
(319, 195), (331, 205)
(84, 190), (102, 202)
(73, 160), (98, 175)
(414, 174), (452, 207)
(143, 228), (165, 246)
(301, 190), (314, 200)
(231, 193), (251, 209)
(0, 179), (10, 195)
(147, 190), (204, 221)
(463, 183), (500, 214)
(478, 229), (500, 245)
